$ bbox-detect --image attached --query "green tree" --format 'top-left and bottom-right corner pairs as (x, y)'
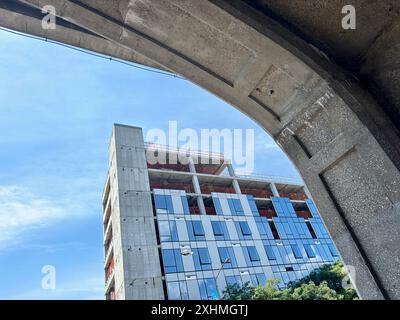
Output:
(222, 261), (358, 300)
(288, 261), (358, 300)
(252, 279), (284, 300)
(222, 282), (254, 300)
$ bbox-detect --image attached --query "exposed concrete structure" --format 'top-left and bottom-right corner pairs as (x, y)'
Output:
(103, 125), (164, 299)
(2, 0), (400, 299)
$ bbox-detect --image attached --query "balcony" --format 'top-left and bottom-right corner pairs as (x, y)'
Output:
(104, 241), (113, 269)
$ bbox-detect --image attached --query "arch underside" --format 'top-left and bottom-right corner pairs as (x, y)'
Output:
(2, 0), (400, 299)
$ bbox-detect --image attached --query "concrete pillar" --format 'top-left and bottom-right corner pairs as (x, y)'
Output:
(110, 124), (164, 300)
(227, 163), (242, 194)
(270, 182), (280, 197)
(189, 157), (206, 215)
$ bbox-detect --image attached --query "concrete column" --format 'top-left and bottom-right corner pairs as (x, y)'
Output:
(110, 124), (164, 300)
(270, 182), (280, 197)
(227, 163), (242, 194)
(189, 157), (206, 215)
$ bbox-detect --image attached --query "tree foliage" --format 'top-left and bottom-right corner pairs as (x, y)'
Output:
(222, 261), (358, 300)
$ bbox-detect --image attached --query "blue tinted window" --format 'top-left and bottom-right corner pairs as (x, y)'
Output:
(186, 221), (205, 240)
(211, 221), (229, 240)
(243, 246), (261, 266)
(212, 197), (223, 215)
(167, 282), (181, 300)
(162, 249), (184, 273)
(181, 196), (190, 214)
(225, 276), (241, 287)
(264, 245), (276, 260)
(291, 244), (303, 259)
(304, 244), (316, 258)
(227, 199), (236, 215)
(193, 221), (205, 236)
(198, 248), (211, 266)
(155, 195), (174, 213)
(256, 218), (273, 239)
(239, 221), (252, 236)
(227, 199), (244, 216)
(217, 247), (237, 268)
(193, 248), (212, 271)
(212, 221), (223, 236)
(233, 199), (244, 215)
(253, 273), (266, 286)
(166, 196), (174, 213)
(167, 281), (189, 300)
(248, 246), (260, 262)
(155, 195), (166, 209)
(235, 221), (252, 240)
(247, 195), (259, 215)
(158, 221), (178, 242)
(199, 278), (218, 300)
(328, 244), (338, 257)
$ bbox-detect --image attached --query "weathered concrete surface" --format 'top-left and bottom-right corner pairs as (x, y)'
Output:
(2, 0), (400, 299)
(108, 124), (164, 300)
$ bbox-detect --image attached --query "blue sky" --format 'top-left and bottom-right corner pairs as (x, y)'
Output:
(0, 29), (299, 299)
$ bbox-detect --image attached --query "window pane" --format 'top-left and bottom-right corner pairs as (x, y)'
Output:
(265, 245), (276, 260)
(255, 273), (266, 286)
(198, 248), (211, 265)
(192, 221), (205, 236)
(291, 244), (303, 259)
(174, 249), (184, 272)
(181, 196), (190, 214)
(158, 221), (171, 241)
(155, 195), (166, 209)
(239, 221), (252, 236)
(212, 221), (223, 236)
(218, 247), (229, 263)
(205, 278), (219, 300)
(225, 276), (240, 286)
(166, 196), (174, 214)
(304, 244), (316, 258)
(198, 280), (208, 300)
(328, 244), (338, 257)
(213, 197), (223, 215)
(170, 221), (178, 242)
(227, 199), (236, 215)
(162, 249), (176, 273)
(233, 199), (244, 215)
(248, 246), (260, 261)
(167, 282), (181, 300)
(247, 195), (259, 215)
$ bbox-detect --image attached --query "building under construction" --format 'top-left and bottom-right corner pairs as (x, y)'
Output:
(103, 124), (340, 300)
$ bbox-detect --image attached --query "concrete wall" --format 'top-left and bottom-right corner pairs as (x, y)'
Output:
(108, 124), (164, 300)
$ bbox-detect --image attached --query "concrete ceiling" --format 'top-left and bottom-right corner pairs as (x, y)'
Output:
(245, 0), (400, 72)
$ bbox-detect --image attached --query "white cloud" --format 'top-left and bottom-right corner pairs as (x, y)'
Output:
(0, 186), (80, 249)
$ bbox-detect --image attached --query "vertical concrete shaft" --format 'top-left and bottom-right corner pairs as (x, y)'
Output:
(270, 182), (280, 197)
(189, 157), (206, 215)
(109, 124), (164, 300)
(227, 163), (242, 194)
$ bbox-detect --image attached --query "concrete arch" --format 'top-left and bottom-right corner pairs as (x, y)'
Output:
(2, 0), (400, 299)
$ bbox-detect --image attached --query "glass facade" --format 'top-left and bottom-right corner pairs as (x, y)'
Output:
(154, 189), (340, 300)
